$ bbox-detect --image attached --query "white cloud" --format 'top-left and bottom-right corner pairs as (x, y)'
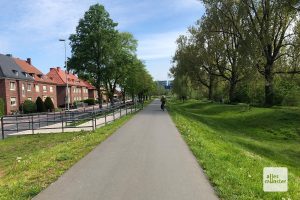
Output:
(0, 0), (204, 80)
(137, 30), (187, 60)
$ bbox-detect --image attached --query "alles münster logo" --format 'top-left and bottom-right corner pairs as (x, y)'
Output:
(263, 167), (288, 192)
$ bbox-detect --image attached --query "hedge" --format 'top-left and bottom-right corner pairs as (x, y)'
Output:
(36, 97), (46, 112)
(83, 98), (96, 105)
(44, 97), (55, 112)
(20, 100), (37, 114)
(0, 98), (4, 116)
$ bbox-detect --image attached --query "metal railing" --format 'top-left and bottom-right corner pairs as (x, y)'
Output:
(1, 102), (144, 139)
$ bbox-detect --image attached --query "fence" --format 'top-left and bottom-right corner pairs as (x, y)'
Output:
(1, 101), (144, 139)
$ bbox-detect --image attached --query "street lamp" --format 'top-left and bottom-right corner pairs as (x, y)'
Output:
(59, 39), (70, 111)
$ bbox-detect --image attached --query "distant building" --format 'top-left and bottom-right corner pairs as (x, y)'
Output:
(47, 67), (98, 107)
(156, 80), (173, 90)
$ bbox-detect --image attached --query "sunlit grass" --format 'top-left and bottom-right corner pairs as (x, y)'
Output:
(168, 100), (300, 200)
(0, 114), (134, 200)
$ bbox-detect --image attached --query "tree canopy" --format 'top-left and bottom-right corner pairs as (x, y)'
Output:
(68, 4), (154, 105)
(171, 0), (300, 106)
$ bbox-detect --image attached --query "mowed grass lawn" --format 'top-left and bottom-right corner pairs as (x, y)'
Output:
(168, 100), (300, 200)
(0, 114), (133, 200)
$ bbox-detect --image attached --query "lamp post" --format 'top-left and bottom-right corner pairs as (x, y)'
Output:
(59, 39), (69, 111)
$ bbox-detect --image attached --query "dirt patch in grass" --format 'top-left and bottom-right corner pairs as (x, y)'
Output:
(0, 170), (4, 178)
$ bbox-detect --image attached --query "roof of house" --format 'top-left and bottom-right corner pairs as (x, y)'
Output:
(0, 54), (34, 81)
(82, 80), (96, 90)
(47, 67), (94, 88)
(14, 58), (56, 84)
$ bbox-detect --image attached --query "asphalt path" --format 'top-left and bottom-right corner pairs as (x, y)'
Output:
(34, 99), (218, 200)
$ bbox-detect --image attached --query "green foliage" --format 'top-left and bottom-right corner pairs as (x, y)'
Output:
(171, 0), (300, 106)
(83, 98), (96, 105)
(68, 4), (154, 105)
(0, 98), (4, 116)
(20, 100), (36, 114)
(35, 97), (46, 113)
(44, 97), (54, 112)
(68, 4), (117, 105)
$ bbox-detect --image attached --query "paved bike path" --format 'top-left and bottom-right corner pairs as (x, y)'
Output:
(34, 100), (218, 200)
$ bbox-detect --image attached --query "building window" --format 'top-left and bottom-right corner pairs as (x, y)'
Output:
(35, 85), (40, 92)
(73, 87), (76, 93)
(22, 84), (25, 96)
(10, 97), (16, 106)
(50, 86), (53, 93)
(12, 70), (18, 76)
(10, 82), (16, 90)
(27, 83), (32, 91)
(28, 97), (32, 101)
(43, 85), (47, 92)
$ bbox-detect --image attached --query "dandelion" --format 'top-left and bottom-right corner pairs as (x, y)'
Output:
(248, 174), (251, 178)
(16, 157), (22, 163)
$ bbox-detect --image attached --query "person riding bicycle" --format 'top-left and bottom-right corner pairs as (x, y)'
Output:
(160, 95), (166, 111)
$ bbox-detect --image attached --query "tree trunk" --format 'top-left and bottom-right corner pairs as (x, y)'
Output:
(207, 74), (214, 100)
(122, 89), (126, 104)
(109, 94), (114, 106)
(97, 88), (103, 108)
(264, 64), (274, 106)
(229, 81), (237, 104)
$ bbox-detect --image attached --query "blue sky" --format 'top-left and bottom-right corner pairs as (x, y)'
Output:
(0, 0), (204, 80)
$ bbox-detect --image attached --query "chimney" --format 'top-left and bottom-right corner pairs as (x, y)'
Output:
(6, 54), (12, 57)
(26, 58), (31, 65)
(57, 67), (61, 71)
(50, 67), (55, 71)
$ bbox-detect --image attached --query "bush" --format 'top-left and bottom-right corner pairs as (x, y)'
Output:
(83, 98), (95, 105)
(35, 97), (46, 112)
(44, 97), (55, 112)
(0, 98), (4, 116)
(20, 100), (37, 114)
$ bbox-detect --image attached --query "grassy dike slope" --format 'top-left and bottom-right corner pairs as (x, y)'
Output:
(0, 115), (133, 200)
(168, 100), (300, 200)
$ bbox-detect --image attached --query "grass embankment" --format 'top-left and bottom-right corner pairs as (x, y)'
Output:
(0, 114), (134, 200)
(168, 100), (300, 200)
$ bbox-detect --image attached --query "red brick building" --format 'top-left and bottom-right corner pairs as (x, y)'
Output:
(47, 67), (98, 107)
(0, 54), (58, 114)
(14, 58), (57, 108)
(0, 54), (100, 114)
(82, 80), (101, 100)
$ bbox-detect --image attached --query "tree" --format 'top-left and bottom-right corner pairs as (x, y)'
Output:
(68, 4), (118, 108)
(44, 97), (55, 112)
(36, 97), (46, 112)
(241, 0), (300, 106)
(102, 32), (138, 104)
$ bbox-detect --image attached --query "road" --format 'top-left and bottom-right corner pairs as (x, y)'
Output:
(34, 99), (218, 200)
(1, 102), (125, 138)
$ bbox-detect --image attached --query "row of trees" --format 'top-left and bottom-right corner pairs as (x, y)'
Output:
(171, 0), (300, 106)
(68, 4), (154, 106)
